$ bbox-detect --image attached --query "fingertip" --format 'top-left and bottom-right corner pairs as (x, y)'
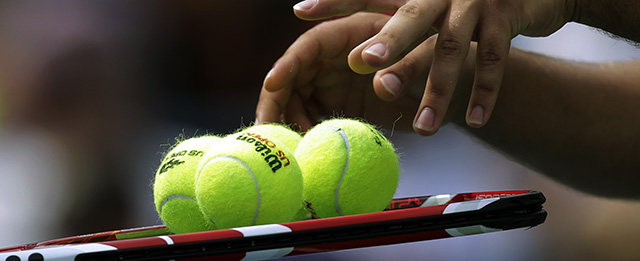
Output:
(413, 125), (439, 136)
(413, 107), (440, 135)
(362, 42), (389, 68)
(376, 72), (402, 100)
(286, 113), (314, 133)
(262, 62), (293, 92)
(255, 89), (286, 127)
(262, 68), (276, 91)
(347, 37), (381, 74)
(293, 0), (317, 12)
(348, 44), (370, 75)
(254, 105), (276, 126)
(293, 0), (326, 21)
(466, 105), (486, 128)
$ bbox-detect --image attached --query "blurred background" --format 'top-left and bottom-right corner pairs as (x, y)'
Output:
(1, 1), (640, 260)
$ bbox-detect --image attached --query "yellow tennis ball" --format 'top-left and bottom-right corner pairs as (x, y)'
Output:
(295, 118), (399, 218)
(233, 123), (308, 221)
(195, 130), (303, 229)
(153, 135), (220, 234)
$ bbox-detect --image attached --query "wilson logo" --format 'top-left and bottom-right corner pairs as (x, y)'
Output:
(236, 132), (291, 173)
(158, 149), (204, 175)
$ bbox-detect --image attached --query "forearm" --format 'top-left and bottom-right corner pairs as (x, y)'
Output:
(454, 49), (640, 199)
(574, 0), (640, 43)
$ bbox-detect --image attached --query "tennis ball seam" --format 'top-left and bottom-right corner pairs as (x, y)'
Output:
(297, 118), (399, 218)
(201, 155), (262, 226)
(160, 194), (196, 213)
(327, 126), (350, 216)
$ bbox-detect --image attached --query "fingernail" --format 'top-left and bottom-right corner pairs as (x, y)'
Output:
(469, 105), (484, 125)
(293, 0), (317, 11)
(415, 107), (436, 131)
(265, 68), (275, 79)
(380, 73), (402, 95)
(352, 37), (375, 52)
(263, 68), (274, 87)
(364, 43), (387, 58)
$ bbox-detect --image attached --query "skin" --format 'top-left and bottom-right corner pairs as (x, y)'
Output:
(286, 0), (577, 134)
(462, 51), (640, 199)
(255, 0), (640, 198)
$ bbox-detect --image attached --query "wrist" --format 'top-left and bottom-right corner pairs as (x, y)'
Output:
(569, 0), (582, 23)
(568, 0), (640, 42)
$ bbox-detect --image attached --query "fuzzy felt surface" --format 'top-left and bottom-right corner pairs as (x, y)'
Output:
(196, 132), (304, 229)
(153, 135), (221, 233)
(295, 118), (399, 218)
(161, 197), (216, 234)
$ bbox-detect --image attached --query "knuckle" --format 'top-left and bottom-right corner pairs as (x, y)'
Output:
(436, 36), (465, 57)
(477, 49), (503, 67)
(379, 31), (399, 41)
(473, 83), (498, 95)
(427, 85), (449, 98)
(312, 20), (333, 34)
(397, 3), (422, 19)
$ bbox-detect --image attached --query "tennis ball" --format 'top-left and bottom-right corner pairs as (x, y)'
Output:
(195, 130), (304, 229)
(230, 123), (308, 222)
(153, 135), (220, 234)
(295, 118), (399, 218)
(238, 123), (302, 151)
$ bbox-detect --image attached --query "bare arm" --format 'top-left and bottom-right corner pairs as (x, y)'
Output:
(574, 0), (640, 43)
(453, 48), (640, 198)
(255, 10), (640, 199)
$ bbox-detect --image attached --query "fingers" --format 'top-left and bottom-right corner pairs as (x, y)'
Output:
(348, 0), (447, 74)
(283, 0), (515, 134)
(256, 84), (293, 125)
(372, 35), (437, 101)
(264, 13), (389, 94)
(466, 14), (511, 128)
(256, 13), (390, 126)
(293, 0), (407, 20)
(413, 1), (480, 135)
(256, 87), (316, 132)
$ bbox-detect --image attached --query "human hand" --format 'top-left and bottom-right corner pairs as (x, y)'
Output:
(255, 13), (434, 132)
(291, 0), (576, 135)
